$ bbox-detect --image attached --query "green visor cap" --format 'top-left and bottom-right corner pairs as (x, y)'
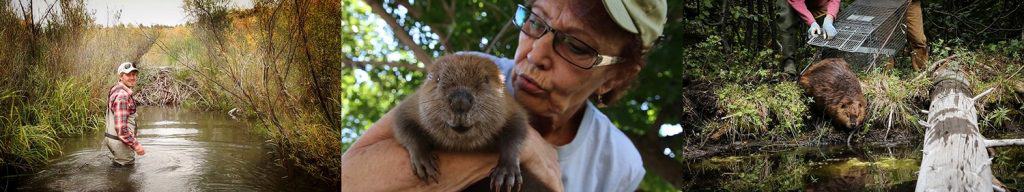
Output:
(602, 0), (667, 52)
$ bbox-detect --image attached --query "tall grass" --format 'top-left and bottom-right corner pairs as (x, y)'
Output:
(0, 90), (59, 171)
(0, 77), (99, 171)
(0, 0), (100, 172)
(31, 74), (102, 136)
(860, 69), (931, 137)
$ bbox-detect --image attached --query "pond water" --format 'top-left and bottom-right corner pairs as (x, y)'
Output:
(680, 139), (1024, 191)
(9, 107), (334, 191)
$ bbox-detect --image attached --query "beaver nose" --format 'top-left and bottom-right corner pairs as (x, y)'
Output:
(449, 89), (474, 114)
(848, 115), (860, 128)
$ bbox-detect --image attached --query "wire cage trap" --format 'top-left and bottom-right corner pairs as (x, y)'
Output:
(804, 0), (911, 72)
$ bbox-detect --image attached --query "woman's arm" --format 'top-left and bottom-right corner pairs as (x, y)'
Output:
(341, 110), (563, 191)
(787, 0), (817, 25)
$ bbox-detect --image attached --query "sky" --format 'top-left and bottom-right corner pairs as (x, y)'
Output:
(10, 0), (252, 27)
(89, 0), (253, 26)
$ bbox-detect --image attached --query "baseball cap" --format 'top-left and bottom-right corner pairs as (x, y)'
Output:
(602, 0), (667, 52)
(117, 62), (138, 74)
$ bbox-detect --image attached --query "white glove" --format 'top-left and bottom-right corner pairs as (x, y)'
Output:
(822, 15), (837, 39)
(808, 22), (823, 39)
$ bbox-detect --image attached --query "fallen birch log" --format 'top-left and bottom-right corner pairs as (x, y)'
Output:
(915, 65), (994, 192)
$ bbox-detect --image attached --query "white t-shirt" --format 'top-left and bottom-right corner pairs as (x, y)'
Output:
(459, 52), (646, 192)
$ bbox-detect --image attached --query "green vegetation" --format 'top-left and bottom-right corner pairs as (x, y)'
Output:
(0, 0), (100, 172)
(714, 82), (808, 141)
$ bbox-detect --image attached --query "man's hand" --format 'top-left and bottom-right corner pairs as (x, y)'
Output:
(822, 15), (837, 39)
(341, 110), (563, 191)
(807, 22), (823, 39)
(134, 144), (146, 156)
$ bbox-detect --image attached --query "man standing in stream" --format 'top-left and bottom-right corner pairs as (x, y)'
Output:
(105, 62), (146, 166)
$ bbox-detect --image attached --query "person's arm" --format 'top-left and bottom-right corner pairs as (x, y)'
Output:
(112, 93), (140, 149)
(112, 93), (145, 155)
(787, 0), (817, 25)
(826, 0), (840, 19)
(341, 110), (563, 191)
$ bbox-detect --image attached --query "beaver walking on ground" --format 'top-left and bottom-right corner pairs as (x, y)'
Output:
(392, 53), (544, 192)
(799, 58), (867, 130)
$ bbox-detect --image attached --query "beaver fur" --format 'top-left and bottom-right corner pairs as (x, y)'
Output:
(799, 58), (867, 130)
(393, 53), (550, 191)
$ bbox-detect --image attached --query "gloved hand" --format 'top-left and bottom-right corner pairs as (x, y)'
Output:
(822, 15), (837, 39)
(808, 22), (823, 39)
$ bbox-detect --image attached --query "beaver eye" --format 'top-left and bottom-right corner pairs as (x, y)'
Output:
(433, 78), (444, 88)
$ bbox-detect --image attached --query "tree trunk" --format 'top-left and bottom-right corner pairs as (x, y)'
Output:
(915, 67), (994, 192)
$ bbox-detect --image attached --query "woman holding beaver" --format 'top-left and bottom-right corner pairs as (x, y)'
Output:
(341, 0), (666, 191)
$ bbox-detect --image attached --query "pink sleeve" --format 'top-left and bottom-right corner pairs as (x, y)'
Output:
(827, 0), (840, 18)
(788, 0), (817, 25)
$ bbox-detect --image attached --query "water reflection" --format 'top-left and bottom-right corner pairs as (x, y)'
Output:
(684, 141), (1024, 191)
(15, 107), (333, 191)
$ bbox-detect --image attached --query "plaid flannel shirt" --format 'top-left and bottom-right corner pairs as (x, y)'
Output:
(109, 82), (139, 149)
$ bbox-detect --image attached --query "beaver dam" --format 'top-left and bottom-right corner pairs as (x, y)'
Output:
(134, 67), (200, 106)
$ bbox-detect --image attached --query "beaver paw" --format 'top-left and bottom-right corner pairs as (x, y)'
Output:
(489, 162), (522, 192)
(409, 153), (439, 183)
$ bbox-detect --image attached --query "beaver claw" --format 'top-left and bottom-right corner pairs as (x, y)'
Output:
(410, 153), (439, 183)
(489, 163), (522, 192)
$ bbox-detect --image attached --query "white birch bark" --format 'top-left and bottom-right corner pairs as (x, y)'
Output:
(916, 68), (994, 192)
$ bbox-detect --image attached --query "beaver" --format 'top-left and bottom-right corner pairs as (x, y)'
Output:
(799, 58), (867, 130)
(392, 53), (540, 191)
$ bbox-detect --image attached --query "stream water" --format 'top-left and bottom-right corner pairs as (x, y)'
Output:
(8, 107), (334, 191)
(6, 107), (1021, 191)
(679, 139), (1024, 191)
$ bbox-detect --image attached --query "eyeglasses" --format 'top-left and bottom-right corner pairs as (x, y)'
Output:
(512, 4), (623, 69)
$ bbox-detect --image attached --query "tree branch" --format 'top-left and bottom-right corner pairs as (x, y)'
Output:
(985, 139), (1024, 147)
(293, 0), (340, 130)
(342, 57), (423, 72)
(395, 0), (450, 52)
(34, 0), (59, 25)
(364, 0), (434, 64)
(913, 55), (957, 81)
(484, 21), (512, 53)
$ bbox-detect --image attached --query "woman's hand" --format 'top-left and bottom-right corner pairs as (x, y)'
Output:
(807, 22), (823, 39)
(341, 109), (563, 191)
(822, 15), (837, 39)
